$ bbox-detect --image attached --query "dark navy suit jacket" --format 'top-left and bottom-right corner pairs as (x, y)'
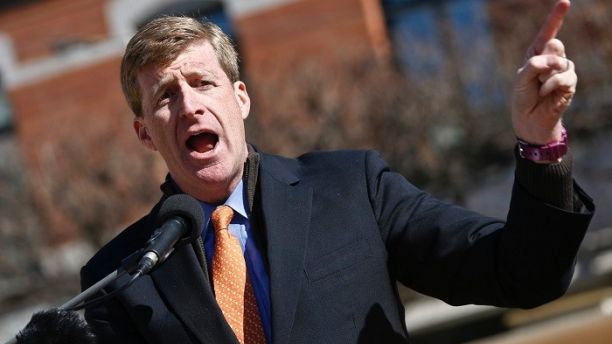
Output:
(80, 150), (594, 343)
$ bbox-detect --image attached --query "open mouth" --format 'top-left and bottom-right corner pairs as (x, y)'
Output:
(186, 132), (219, 153)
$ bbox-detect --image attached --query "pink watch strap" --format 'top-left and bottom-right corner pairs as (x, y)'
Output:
(518, 128), (568, 162)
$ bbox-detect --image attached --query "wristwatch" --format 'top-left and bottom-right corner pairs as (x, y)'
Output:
(517, 128), (568, 162)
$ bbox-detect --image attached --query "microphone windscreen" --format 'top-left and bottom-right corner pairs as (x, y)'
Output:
(15, 308), (96, 344)
(156, 194), (205, 244)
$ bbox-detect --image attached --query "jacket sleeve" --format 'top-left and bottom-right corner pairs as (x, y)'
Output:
(364, 150), (594, 309)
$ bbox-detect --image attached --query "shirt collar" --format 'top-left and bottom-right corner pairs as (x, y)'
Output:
(195, 180), (248, 223)
(224, 179), (248, 219)
(164, 175), (249, 220)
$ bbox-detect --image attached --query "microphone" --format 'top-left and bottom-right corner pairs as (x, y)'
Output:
(135, 194), (204, 274)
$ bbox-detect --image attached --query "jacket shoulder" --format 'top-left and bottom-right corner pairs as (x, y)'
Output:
(262, 149), (383, 173)
(259, 149), (388, 188)
(299, 149), (387, 178)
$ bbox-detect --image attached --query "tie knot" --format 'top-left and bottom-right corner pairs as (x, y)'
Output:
(212, 205), (234, 233)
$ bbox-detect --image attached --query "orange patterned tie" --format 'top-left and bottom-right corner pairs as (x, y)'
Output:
(211, 205), (266, 344)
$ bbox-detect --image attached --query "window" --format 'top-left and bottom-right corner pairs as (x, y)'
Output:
(0, 0), (38, 11)
(384, 0), (446, 76)
(0, 77), (13, 135)
(383, 0), (503, 108)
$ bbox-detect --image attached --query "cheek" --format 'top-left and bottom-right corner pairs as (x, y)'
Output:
(228, 115), (246, 136)
(148, 120), (175, 148)
(219, 105), (243, 130)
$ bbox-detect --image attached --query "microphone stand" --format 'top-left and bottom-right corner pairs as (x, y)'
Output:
(61, 248), (144, 312)
(60, 266), (129, 310)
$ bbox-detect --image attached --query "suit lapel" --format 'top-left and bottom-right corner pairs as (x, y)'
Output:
(151, 153), (312, 344)
(151, 243), (238, 344)
(259, 155), (312, 344)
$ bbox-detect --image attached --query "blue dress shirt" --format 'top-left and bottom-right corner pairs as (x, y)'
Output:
(199, 180), (272, 343)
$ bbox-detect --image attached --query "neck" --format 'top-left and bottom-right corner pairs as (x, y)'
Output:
(192, 171), (243, 204)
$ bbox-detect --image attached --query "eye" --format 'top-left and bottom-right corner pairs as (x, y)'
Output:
(197, 79), (215, 89)
(156, 90), (173, 106)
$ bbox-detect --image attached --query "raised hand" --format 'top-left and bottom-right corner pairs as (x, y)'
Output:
(511, 0), (576, 145)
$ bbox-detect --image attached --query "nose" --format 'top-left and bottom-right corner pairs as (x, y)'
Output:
(176, 84), (204, 118)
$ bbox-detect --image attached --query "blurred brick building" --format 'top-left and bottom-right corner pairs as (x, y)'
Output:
(1, 0), (610, 256)
(2, 1), (612, 342)
(0, 0), (391, 252)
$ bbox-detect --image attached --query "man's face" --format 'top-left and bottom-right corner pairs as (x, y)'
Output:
(134, 40), (250, 203)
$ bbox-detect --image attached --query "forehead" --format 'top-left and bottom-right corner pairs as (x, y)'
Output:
(137, 40), (225, 87)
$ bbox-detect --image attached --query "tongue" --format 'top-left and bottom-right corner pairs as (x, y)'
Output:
(188, 133), (217, 153)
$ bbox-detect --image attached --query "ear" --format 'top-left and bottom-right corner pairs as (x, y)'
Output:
(133, 118), (158, 151)
(233, 81), (250, 120)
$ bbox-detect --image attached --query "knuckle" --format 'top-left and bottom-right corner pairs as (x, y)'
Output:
(526, 57), (540, 69)
(541, 39), (565, 56)
(550, 38), (565, 51)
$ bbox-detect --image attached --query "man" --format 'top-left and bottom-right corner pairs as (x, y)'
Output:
(81, 1), (594, 343)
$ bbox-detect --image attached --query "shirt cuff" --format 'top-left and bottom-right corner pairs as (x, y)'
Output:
(514, 145), (574, 211)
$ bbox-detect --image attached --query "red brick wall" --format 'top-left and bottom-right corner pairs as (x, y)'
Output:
(0, 0), (393, 246)
(9, 57), (129, 170)
(7, 56), (149, 245)
(0, 0), (109, 62)
(233, 0), (391, 126)
(235, 0), (390, 76)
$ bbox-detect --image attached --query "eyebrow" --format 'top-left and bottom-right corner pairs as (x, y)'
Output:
(150, 68), (220, 100)
(181, 68), (219, 80)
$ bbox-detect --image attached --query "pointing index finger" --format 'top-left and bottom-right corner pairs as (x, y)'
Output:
(529, 0), (571, 56)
